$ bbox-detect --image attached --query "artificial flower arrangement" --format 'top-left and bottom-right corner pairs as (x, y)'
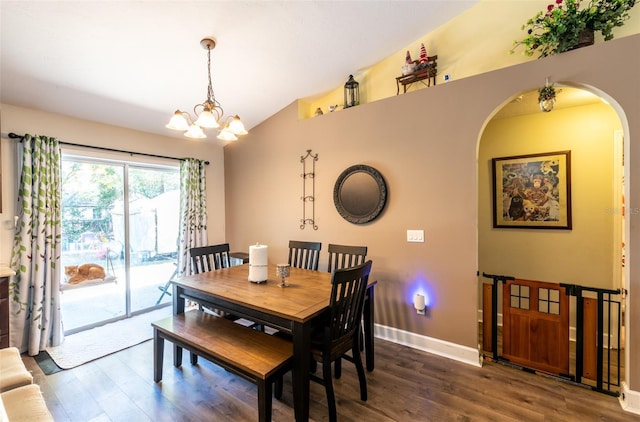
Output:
(538, 83), (557, 112)
(538, 84), (557, 102)
(510, 0), (637, 58)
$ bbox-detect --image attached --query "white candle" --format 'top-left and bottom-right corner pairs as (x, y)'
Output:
(248, 244), (268, 282)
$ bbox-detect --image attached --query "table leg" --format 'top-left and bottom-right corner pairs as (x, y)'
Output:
(153, 329), (164, 382)
(292, 321), (311, 421)
(172, 283), (184, 367)
(364, 285), (375, 371)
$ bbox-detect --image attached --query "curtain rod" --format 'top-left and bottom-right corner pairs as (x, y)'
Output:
(7, 132), (209, 165)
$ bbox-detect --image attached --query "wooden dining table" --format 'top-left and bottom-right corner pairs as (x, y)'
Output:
(171, 263), (376, 422)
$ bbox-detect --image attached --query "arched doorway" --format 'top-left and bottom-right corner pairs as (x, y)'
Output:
(477, 84), (627, 396)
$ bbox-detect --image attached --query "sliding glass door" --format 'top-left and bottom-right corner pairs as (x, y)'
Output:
(126, 166), (180, 313)
(60, 155), (179, 334)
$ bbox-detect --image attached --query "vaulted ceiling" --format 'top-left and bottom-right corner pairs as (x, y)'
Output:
(0, 1), (480, 142)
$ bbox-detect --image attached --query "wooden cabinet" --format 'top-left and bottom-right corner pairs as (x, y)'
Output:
(0, 275), (9, 348)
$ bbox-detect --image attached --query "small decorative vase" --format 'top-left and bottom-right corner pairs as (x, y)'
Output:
(276, 264), (290, 288)
(539, 98), (555, 112)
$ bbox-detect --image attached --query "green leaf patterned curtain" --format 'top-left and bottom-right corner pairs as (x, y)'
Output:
(9, 134), (63, 355)
(177, 158), (208, 276)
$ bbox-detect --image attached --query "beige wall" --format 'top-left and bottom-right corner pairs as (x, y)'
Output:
(479, 103), (621, 286)
(225, 35), (640, 389)
(0, 104), (228, 262)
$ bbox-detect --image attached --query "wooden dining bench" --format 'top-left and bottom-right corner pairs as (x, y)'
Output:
(152, 310), (293, 422)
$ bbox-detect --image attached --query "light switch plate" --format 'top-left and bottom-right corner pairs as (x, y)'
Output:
(407, 229), (424, 242)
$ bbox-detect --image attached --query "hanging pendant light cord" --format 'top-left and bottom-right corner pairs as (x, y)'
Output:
(207, 47), (214, 105)
(205, 46), (222, 115)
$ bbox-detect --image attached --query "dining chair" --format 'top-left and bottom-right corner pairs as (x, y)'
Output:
(326, 244), (368, 273)
(309, 260), (373, 422)
(190, 243), (231, 274)
(288, 240), (322, 271)
(326, 244), (368, 378)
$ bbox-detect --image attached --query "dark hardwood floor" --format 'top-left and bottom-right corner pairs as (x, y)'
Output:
(23, 338), (639, 421)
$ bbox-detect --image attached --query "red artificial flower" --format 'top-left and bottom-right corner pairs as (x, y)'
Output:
(547, 4), (554, 11)
(556, 0), (562, 4)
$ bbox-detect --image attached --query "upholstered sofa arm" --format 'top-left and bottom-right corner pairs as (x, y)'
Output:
(1, 384), (54, 421)
(0, 347), (34, 392)
(0, 347), (54, 421)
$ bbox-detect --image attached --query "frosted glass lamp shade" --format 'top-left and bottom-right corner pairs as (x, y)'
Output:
(185, 124), (206, 139)
(228, 115), (248, 135)
(195, 109), (220, 128)
(166, 111), (189, 131)
(216, 128), (238, 141)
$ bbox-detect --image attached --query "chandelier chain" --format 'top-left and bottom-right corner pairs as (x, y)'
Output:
(207, 48), (213, 102)
(206, 47), (221, 112)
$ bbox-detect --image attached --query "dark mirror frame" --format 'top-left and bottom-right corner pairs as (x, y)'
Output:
(333, 164), (387, 224)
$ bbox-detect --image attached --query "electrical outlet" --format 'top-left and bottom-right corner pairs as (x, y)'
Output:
(407, 229), (424, 242)
(443, 74), (451, 82)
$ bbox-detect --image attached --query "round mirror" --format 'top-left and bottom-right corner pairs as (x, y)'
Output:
(334, 164), (387, 224)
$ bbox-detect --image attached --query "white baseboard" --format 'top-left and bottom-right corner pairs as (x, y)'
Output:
(620, 382), (640, 415)
(374, 323), (482, 367)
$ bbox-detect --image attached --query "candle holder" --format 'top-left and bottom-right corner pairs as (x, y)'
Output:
(276, 264), (290, 288)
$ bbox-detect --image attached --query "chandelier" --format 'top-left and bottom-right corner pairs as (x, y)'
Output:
(166, 37), (248, 141)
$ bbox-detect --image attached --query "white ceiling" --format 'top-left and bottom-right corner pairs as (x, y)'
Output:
(1, 0), (480, 143)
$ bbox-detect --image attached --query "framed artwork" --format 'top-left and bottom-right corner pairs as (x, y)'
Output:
(492, 151), (571, 229)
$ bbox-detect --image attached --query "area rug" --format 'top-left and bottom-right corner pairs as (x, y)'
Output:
(46, 307), (172, 370)
(34, 351), (63, 375)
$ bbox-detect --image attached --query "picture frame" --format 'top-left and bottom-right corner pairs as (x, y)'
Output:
(492, 151), (571, 229)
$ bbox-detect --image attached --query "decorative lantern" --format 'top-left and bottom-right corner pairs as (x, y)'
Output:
(344, 75), (360, 108)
